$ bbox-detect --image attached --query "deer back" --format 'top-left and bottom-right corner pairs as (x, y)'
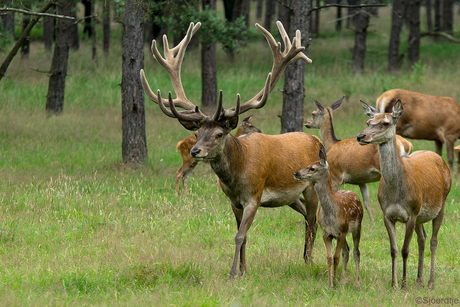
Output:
(377, 89), (460, 140)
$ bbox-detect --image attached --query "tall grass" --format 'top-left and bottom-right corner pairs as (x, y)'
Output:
(0, 6), (460, 306)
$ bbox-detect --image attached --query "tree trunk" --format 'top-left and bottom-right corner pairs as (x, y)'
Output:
(434, 0), (441, 31)
(21, 3), (31, 59)
(121, 0), (147, 166)
(281, 0), (308, 133)
(388, 0), (407, 73)
(1, 0), (15, 40)
(91, 1), (96, 61)
(103, 0), (111, 56)
(201, 0), (218, 114)
(43, 5), (55, 51)
(336, 0), (342, 32)
(442, 0), (453, 35)
(408, 0), (420, 67)
(232, 0), (250, 27)
(352, 6), (370, 74)
(69, 2), (79, 50)
(313, 0), (320, 37)
(82, 0), (92, 38)
(257, 0), (264, 19)
(425, 0), (432, 31)
(46, 0), (74, 115)
(264, 0), (275, 31)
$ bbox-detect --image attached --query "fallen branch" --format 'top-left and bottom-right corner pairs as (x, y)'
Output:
(307, 3), (387, 17)
(0, 7), (75, 20)
(421, 31), (460, 43)
(30, 67), (51, 75)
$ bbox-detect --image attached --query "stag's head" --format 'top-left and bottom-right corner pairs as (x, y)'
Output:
(357, 99), (403, 145)
(140, 21), (311, 161)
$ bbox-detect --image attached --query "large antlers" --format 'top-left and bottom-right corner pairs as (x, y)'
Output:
(140, 21), (312, 124)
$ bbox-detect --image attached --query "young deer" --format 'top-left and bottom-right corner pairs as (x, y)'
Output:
(175, 115), (261, 197)
(377, 89), (460, 171)
(357, 100), (452, 289)
(141, 21), (321, 278)
(294, 146), (363, 288)
(304, 97), (413, 224)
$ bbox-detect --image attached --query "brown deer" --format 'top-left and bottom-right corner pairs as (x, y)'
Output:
(304, 97), (413, 224)
(140, 21), (322, 279)
(175, 115), (261, 197)
(376, 89), (460, 171)
(357, 100), (451, 289)
(294, 146), (363, 288)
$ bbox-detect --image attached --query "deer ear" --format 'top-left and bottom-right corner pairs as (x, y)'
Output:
(331, 96), (345, 111)
(242, 115), (252, 124)
(178, 120), (200, 131)
(392, 99), (403, 120)
(319, 146), (327, 166)
(360, 100), (379, 118)
(313, 98), (324, 112)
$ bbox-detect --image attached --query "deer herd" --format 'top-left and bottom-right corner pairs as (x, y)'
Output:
(140, 22), (456, 290)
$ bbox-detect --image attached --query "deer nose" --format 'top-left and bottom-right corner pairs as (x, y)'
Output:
(356, 134), (365, 142)
(190, 148), (201, 158)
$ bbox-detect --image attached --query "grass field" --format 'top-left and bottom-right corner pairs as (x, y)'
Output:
(1, 5), (460, 306)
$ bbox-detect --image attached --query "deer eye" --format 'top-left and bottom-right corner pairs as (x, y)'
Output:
(216, 133), (223, 139)
(383, 122), (389, 126)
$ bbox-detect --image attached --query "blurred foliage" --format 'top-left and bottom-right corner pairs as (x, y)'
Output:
(148, 0), (250, 54)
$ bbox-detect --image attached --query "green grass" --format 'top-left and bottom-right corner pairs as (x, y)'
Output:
(1, 6), (460, 306)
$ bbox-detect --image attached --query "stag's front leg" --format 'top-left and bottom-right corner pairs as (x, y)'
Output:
(401, 215), (416, 290)
(383, 215), (399, 289)
(229, 201), (259, 279)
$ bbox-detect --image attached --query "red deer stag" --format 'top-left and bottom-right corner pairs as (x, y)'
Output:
(175, 115), (261, 197)
(294, 146), (363, 288)
(305, 97), (413, 223)
(376, 89), (460, 171)
(140, 21), (322, 279)
(357, 100), (451, 289)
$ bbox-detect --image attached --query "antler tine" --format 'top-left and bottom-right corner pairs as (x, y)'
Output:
(140, 22), (201, 111)
(157, 90), (176, 118)
(167, 92), (207, 122)
(213, 91), (224, 121)
(228, 21), (311, 118)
